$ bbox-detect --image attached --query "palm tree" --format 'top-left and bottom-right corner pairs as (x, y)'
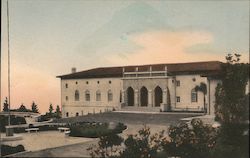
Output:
(195, 82), (207, 114)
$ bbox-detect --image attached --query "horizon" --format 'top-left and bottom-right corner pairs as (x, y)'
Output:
(1, 0), (249, 114)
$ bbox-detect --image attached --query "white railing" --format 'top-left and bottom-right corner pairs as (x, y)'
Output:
(122, 66), (168, 79)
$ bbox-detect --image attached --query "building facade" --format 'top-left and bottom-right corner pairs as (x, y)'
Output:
(57, 61), (222, 118)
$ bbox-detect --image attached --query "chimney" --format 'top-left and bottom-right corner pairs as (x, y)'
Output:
(71, 67), (76, 73)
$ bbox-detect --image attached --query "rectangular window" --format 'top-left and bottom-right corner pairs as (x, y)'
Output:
(85, 93), (90, 101)
(176, 96), (180, 102)
(108, 93), (113, 102)
(191, 92), (198, 102)
(96, 93), (101, 101)
(176, 80), (180, 87)
(65, 83), (68, 88)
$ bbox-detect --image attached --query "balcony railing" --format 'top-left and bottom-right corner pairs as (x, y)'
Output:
(122, 66), (168, 79)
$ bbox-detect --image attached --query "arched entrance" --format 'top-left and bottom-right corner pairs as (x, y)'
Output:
(154, 86), (163, 107)
(127, 87), (134, 106)
(140, 86), (148, 106)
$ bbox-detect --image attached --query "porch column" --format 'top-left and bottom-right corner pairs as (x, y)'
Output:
(163, 89), (168, 104)
(122, 89), (125, 104)
(161, 89), (168, 111)
(134, 89), (139, 107)
(148, 89), (153, 107)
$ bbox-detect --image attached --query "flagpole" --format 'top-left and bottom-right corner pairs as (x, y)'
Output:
(7, 0), (11, 126)
(0, 0), (2, 154)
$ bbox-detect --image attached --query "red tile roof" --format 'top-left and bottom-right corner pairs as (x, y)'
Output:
(57, 61), (223, 79)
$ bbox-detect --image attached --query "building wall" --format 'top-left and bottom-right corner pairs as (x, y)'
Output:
(172, 74), (208, 110)
(60, 74), (220, 118)
(61, 78), (122, 117)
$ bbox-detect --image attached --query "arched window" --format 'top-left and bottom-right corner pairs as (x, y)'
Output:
(85, 90), (90, 101)
(108, 90), (113, 102)
(96, 90), (101, 101)
(76, 112), (79, 116)
(154, 86), (162, 107)
(75, 90), (79, 101)
(140, 86), (148, 107)
(191, 89), (198, 102)
(127, 87), (134, 106)
(66, 112), (69, 117)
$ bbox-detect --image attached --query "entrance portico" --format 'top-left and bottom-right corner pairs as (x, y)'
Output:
(122, 66), (170, 111)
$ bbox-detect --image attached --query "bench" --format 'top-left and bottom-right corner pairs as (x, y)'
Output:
(64, 130), (71, 136)
(25, 128), (39, 133)
(58, 127), (70, 132)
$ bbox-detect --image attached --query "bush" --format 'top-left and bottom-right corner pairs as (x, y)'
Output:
(120, 126), (166, 158)
(88, 134), (124, 158)
(38, 125), (60, 131)
(70, 123), (110, 138)
(0, 115), (26, 132)
(88, 125), (167, 158)
(212, 123), (249, 158)
(1, 144), (25, 156)
(69, 122), (127, 138)
(163, 119), (217, 158)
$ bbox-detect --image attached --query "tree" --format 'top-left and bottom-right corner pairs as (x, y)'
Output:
(164, 119), (217, 158)
(55, 105), (61, 118)
(215, 54), (249, 124)
(3, 97), (9, 112)
(213, 53), (249, 158)
(31, 101), (39, 113)
(49, 104), (54, 115)
(18, 104), (28, 112)
(88, 134), (124, 158)
(195, 82), (207, 113)
(120, 126), (166, 158)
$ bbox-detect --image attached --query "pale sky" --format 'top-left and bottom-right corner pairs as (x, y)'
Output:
(1, 0), (249, 114)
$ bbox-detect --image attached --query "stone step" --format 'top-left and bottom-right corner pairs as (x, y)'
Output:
(120, 106), (161, 112)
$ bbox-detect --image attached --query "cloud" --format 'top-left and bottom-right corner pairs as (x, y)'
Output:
(106, 30), (226, 66)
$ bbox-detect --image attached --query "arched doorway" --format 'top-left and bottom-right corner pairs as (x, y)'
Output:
(140, 86), (148, 106)
(127, 87), (134, 106)
(154, 86), (163, 107)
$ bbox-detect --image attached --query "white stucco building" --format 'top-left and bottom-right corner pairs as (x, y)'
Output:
(57, 61), (223, 118)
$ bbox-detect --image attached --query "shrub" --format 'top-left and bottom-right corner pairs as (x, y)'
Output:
(0, 115), (26, 132)
(88, 134), (124, 158)
(120, 126), (167, 158)
(163, 119), (217, 158)
(1, 144), (25, 156)
(69, 123), (126, 138)
(38, 125), (60, 131)
(113, 122), (127, 134)
(88, 125), (167, 158)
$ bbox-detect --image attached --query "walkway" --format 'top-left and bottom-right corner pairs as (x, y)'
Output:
(2, 131), (94, 152)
